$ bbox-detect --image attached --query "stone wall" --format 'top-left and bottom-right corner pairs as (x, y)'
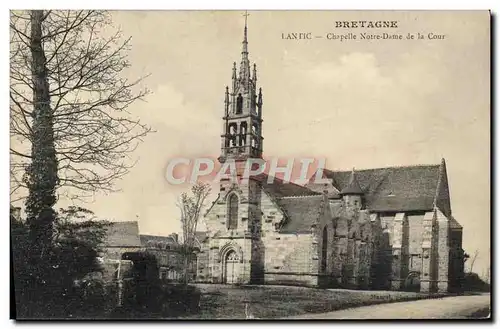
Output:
(408, 214), (424, 255)
(436, 208), (450, 292)
(203, 178), (262, 283)
(448, 227), (464, 292)
(370, 210), (448, 293)
(202, 182), (322, 286)
(262, 232), (317, 286)
(196, 240), (210, 282)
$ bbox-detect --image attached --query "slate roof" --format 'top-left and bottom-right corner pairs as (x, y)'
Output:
(140, 234), (178, 247)
(449, 216), (463, 229)
(103, 221), (142, 247)
(340, 169), (364, 195)
(277, 195), (324, 234)
(320, 164), (443, 212)
(254, 173), (321, 197)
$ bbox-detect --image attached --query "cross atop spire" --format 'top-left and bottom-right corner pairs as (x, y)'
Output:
(240, 11), (251, 81)
(242, 11), (249, 55)
(243, 11), (250, 27)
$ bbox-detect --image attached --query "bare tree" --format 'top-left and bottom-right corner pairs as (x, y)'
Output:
(469, 249), (479, 273)
(177, 182), (211, 285)
(22, 10), (59, 257)
(10, 10), (151, 202)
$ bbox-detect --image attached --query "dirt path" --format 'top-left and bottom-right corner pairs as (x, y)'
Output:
(286, 293), (491, 319)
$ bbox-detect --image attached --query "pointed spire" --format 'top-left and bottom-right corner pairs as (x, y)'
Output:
(340, 168), (364, 195)
(242, 11), (249, 56)
(239, 11), (251, 82)
(253, 63), (257, 81)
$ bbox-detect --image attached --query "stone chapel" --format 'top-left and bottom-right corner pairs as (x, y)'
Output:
(194, 16), (465, 293)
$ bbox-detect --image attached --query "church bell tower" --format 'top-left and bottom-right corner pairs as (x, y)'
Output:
(211, 13), (265, 285)
(219, 12), (263, 165)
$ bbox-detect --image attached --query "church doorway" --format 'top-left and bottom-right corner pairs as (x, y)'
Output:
(403, 271), (421, 292)
(224, 250), (241, 284)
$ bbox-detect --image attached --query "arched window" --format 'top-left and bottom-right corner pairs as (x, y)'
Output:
(239, 122), (247, 146)
(252, 123), (258, 135)
(251, 137), (258, 148)
(321, 226), (328, 272)
(236, 94), (243, 114)
(227, 194), (238, 230)
(228, 123), (237, 147)
(240, 122), (247, 135)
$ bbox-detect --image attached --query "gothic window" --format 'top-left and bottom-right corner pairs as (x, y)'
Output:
(228, 123), (237, 147)
(227, 194), (238, 230)
(229, 123), (237, 136)
(239, 122), (247, 146)
(236, 94), (243, 114)
(251, 137), (256, 148)
(240, 122), (247, 135)
(321, 226), (328, 272)
(227, 250), (239, 262)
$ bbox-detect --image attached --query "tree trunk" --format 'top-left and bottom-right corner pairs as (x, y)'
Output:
(25, 10), (58, 259)
(184, 251), (190, 286)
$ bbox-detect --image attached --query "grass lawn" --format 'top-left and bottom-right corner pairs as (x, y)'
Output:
(181, 284), (448, 319)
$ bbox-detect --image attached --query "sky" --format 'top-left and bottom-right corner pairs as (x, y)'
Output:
(35, 11), (490, 277)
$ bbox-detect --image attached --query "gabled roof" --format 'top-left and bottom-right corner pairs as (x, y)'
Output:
(321, 163), (443, 212)
(449, 216), (463, 229)
(104, 221), (142, 247)
(277, 195), (324, 234)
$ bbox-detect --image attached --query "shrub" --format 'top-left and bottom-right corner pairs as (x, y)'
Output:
(160, 283), (201, 316)
(463, 273), (490, 292)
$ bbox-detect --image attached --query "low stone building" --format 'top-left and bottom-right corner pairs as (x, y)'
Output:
(99, 223), (200, 282)
(139, 233), (184, 281)
(99, 221), (143, 281)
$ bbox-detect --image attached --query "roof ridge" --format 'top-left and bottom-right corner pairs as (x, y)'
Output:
(107, 220), (139, 224)
(278, 194), (324, 199)
(433, 159), (446, 208)
(261, 173), (320, 191)
(326, 162), (441, 173)
(139, 233), (173, 238)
